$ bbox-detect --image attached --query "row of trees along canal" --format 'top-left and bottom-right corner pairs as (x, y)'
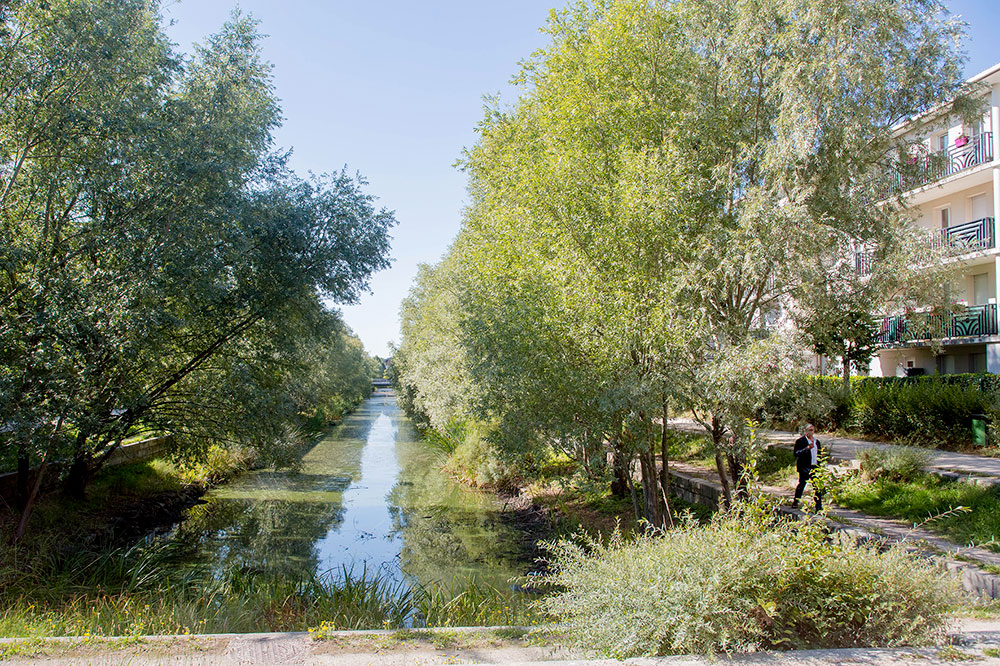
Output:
(0, 1), (395, 542)
(394, 0), (977, 526)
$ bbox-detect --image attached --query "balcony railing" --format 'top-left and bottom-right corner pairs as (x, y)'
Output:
(855, 218), (996, 275)
(855, 251), (873, 276)
(933, 216), (995, 252)
(875, 132), (994, 200)
(876, 303), (999, 346)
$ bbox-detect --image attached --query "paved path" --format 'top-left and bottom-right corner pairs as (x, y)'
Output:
(3, 622), (1000, 665)
(669, 418), (1000, 481)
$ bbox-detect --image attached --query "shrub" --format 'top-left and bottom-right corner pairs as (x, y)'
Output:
(857, 448), (931, 483)
(761, 376), (851, 431)
(538, 507), (958, 657)
(444, 420), (530, 491)
(849, 379), (997, 448)
(763, 374), (1000, 450)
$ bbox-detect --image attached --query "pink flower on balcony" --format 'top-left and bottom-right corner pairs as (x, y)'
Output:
(955, 135), (969, 147)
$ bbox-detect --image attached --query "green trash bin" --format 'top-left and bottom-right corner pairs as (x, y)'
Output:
(971, 413), (991, 447)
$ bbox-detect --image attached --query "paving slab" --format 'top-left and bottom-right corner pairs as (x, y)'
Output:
(3, 621), (1000, 666)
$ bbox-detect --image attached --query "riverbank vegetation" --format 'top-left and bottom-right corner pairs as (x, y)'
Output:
(0, 541), (537, 637)
(0, 0), (392, 541)
(539, 502), (959, 657)
(391, 0), (971, 651)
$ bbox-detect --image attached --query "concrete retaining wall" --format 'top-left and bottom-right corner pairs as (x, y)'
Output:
(0, 435), (173, 501)
(668, 468), (724, 510)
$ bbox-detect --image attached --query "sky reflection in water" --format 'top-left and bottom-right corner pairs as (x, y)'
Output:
(162, 393), (522, 589)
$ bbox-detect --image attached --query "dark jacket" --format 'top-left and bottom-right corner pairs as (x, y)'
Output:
(793, 435), (821, 474)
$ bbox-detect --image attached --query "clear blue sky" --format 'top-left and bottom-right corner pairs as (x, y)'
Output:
(162, 1), (1000, 358)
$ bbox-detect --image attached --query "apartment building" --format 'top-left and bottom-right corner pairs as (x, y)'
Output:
(870, 62), (1000, 377)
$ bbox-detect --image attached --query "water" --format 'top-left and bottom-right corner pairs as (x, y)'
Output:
(161, 392), (525, 589)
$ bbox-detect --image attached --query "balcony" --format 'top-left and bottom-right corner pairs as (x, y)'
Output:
(876, 303), (999, 346)
(854, 217), (995, 275)
(933, 216), (995, 252)
(855, 250), (873, 276)
(876, 132), (994, 200)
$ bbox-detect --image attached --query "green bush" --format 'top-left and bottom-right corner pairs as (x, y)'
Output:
(849, 379), (997, 448)
(761, 376), (851, 431)
(857, 448), (931, 483)
(538, 507), (958, 656)
(763, 374), (1000, 449)
(444, 420), (531, 492)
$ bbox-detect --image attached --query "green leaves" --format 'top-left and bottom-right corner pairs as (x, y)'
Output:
(398, 0), (965, 512)
(0, 1), (395, 497)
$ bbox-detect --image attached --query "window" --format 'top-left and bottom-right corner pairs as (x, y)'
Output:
(940, 207), (950, 230)
(970, 193), (989, 221)
(974, 273), (991, 305)
(937, 132), (949, 152)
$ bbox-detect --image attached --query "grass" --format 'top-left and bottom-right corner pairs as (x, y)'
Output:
(0, 547), (542, 637)
(935, 645), (983, 661)
(756, 446), (797, 485)
(832, 472), (1000, 551)
(667, 432), (716, 467)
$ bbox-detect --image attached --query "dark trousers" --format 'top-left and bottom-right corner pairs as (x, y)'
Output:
(794, 467), (823, 510)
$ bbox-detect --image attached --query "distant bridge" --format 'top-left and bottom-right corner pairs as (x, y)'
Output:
(372, 378), (392, 390)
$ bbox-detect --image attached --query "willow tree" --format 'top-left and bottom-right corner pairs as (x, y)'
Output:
(394, 252), (479, 432)
(0, 1), (395, 539)
(439, 0), (968, 510)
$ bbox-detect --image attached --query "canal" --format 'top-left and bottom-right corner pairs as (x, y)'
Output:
(159, 391), (526, 590)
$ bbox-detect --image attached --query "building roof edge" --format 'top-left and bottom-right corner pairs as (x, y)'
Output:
(891, 61), (1000, 137)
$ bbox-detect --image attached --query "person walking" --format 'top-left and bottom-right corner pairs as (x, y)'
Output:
(793, 423), (823, 510)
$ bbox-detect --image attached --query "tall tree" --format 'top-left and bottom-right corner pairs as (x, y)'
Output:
(398, 0), (968, 510)
(1, 2), (395, 540)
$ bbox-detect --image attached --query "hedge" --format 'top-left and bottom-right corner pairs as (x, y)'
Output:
(766, 373), (1000, 450)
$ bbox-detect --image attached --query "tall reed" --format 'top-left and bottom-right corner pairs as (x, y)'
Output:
(0, 542), (538, 637)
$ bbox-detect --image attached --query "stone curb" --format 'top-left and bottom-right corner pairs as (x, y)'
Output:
(3, 623), (1000, 665)
(0, 625), (532, 645)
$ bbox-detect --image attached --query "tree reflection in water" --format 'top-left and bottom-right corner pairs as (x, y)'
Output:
(158, 395), (524, 591)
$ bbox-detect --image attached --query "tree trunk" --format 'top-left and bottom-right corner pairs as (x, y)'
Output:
(728, 452), (747, 501)
(659, 400), (674, 528)
(64, 426), (103, 498)
(627, 461), (641, 522)
(11, 414), (66, 544)
(711, 416), (732, 508)
(638, 448), (663, 527)
(842, 355), (851, 391)
(15, 440), (29, 510)
(11, 456), (48, 544)
(714, 450), (732, 509)
(610, 446), (629, 498)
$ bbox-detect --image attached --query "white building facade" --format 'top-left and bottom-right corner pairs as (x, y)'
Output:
(872, 63), (1000, 377)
